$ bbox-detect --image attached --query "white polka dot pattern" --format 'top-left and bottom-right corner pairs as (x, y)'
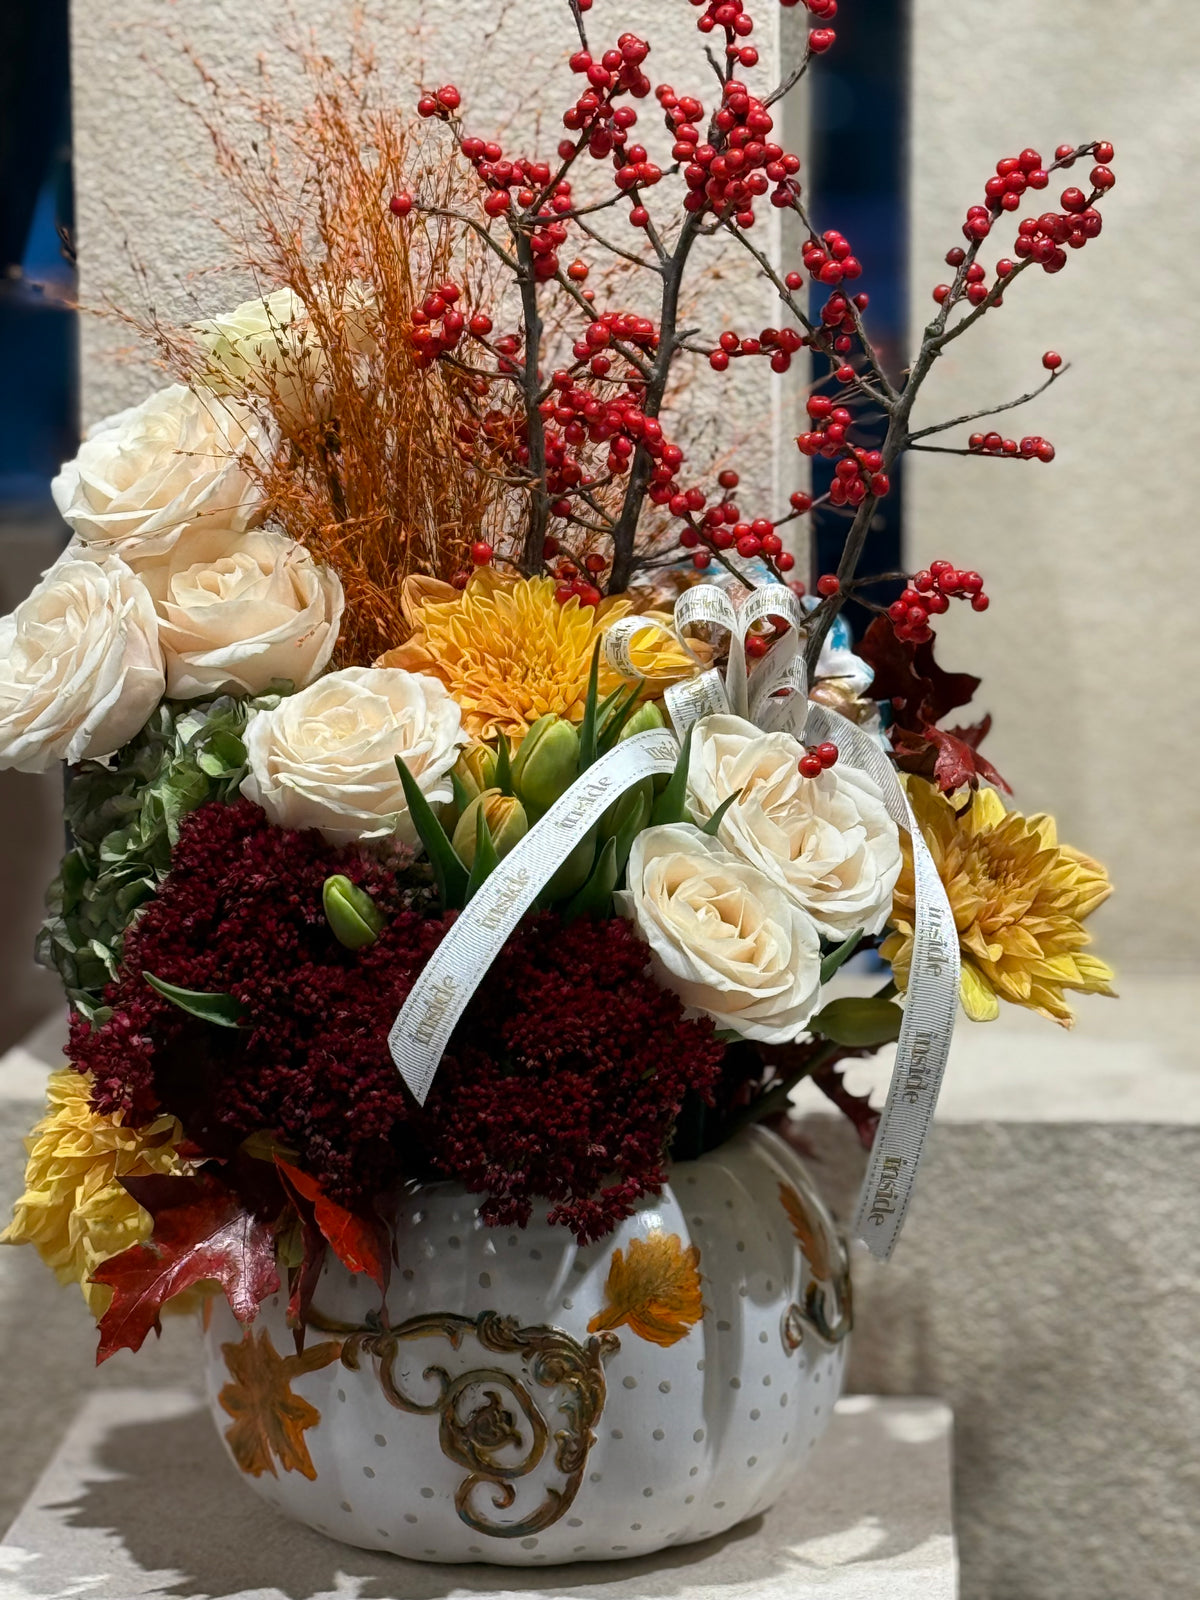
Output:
(200, 1125), (849, 1566)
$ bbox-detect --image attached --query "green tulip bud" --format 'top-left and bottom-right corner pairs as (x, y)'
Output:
(619, 699), (673, 791)
(453, 741), (499, 805)
(600, 777), (652, 842)
(452, 788), (529, 868)
(540, 827), (598, 905)
(619, 699), (666, 740)
(512, 715), (580, 811)
(322, 875), (386, 950)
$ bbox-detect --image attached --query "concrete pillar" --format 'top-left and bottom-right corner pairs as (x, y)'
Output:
(908, 0), (1200, 968)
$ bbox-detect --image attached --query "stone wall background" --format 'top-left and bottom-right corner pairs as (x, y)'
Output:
(907, 0), (1200, 969)
(72, 0), (1198, 969)
(70, 0), (807, 542)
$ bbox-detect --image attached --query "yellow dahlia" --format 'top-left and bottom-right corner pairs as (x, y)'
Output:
(3, 1068), (192, 1314)
(882, 778), (1115, 1027)
(378, 569), (700, 741)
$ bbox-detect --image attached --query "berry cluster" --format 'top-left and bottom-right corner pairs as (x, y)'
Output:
(542, 350), (677, 485)
(416, 84), (462, 120)
(800, 227), (862, 287)
(569, 309), (659, 364)
(689, 0), (760, 67)
(960, 145), (1048, 244)
(1012, 191), (1104, 275)
(560, 36), (663, 232)
(462, 136), (569, 226)
(933, 248), (1007, 309)
(796, 394), (891, 502)
(407, 281), (466, 365)
(550, 552), (607, 609)
(887, 562), (989, 644)
(668, 469), (797, 575)
(799, 741), (839, 779)
(681, 80), (799, 228)
(944, 143), (1113, 299)
(967, 431), (1055, 463)
(709, 323), (806, 374)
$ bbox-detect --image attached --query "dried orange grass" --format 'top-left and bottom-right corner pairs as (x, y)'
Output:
(134, 35), (513, 665)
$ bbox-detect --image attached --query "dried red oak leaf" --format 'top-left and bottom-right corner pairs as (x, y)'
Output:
(857, 616), (981, 730)
(93, 1172), (280, 1363)
(275, 1159), (390, 1292)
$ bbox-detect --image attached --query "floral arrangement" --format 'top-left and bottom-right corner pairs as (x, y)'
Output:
(2, 3), (1116, 1362)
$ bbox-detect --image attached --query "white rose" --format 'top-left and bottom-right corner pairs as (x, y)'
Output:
(617, 823), (822, 1045)
(51, 384), (272, 562)
(240, 667), (464, 845)
(687, 714), (901, 940)
(192, 288), (327, 425)
(137, 524), (343, 700)
(0, 553), (164, 773)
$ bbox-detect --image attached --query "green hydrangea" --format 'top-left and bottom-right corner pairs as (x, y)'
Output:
(36, 694), (281, 1020)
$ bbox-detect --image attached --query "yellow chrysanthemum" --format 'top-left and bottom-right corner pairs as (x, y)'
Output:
(882, 779), (1115, 1027)
(3, 1069), (192, 1314)
(379, 569), (700, 740)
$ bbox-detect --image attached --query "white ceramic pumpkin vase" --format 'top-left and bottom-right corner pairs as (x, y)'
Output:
(201, 1125), (851, 1566)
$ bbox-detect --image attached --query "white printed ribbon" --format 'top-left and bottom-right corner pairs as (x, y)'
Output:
(388, 583), (960, 1260)
(802, 703), (961, 1260)
(388, 728), (682, 1108)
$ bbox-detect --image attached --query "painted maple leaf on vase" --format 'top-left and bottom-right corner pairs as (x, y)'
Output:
(219, 1327), (342, 1480)
(588, 1231), (704, 1348)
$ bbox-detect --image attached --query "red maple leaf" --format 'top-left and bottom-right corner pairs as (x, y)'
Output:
(275, 1159), (389, 1292)
(93, 1171), (280, 1363)
(286, 1218), (327, 1338)
(857, 619), (1009, 794)
(928, 719), (1012, 794)
(857, 617), (981, 730)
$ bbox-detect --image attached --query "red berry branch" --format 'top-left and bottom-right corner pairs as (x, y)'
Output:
(386, 1), (1115, 666)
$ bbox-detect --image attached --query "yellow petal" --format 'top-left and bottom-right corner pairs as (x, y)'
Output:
(960, 962), (1000, 1022)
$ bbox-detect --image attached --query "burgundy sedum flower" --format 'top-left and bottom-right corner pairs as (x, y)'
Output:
(70, 800), (724, 1241)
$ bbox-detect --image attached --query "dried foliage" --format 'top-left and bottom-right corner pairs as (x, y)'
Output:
(132, 38), (515, 665)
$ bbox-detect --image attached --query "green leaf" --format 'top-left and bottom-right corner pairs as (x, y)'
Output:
(700, 788), (743, 838)
(578, 640), (604, 771)
(494, 729), (515, 797)
(143, 971), (247, 1028)
(594, 683), (628, 727)
(465, 800), (500, 902)
(596, 682), (644, 756)
(820, 929), (865, 985)
(394, 756), (469, 911)
(563, 836), (619, 922)
(649, 723), (695, 827)
(611, 781), (652, 877)
(450, 768), (476, 817)
(809, 996), (904, 1048)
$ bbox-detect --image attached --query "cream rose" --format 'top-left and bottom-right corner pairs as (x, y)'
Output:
(687, 714), (901, 940)
(240, 667), (464, 845)
(51, 384), (271, 562)
(193, 288), (327, 425)
(137, 524), (343, 699)
(617, 823), (822, 1044)
(0, 552), (164, 773)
